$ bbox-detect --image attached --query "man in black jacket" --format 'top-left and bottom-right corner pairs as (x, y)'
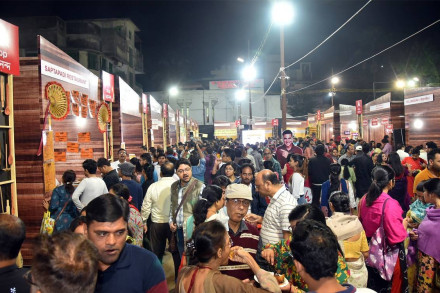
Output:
(350, 143), (374, 199)
(308, 144), (331, 207)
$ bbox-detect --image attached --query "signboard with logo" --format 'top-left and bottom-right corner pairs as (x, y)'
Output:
(235, 120), (241, 128)
(355, 100), (362, 115)
(371, 118), (378, 126)
(370, 102), (390, 112)
(209, 79), (264, 90)
(344, 131), (351, 135)
(381, 117), (389, 125)
(102, 70), (114, 102)
(0, 19), (20, 76)
(317, 110), (321, 121)
(271, 119), (278, 126)
(363, 119), (368, 126)
(386, 124), (393, 134)
(119, 77), (140, 117)
(242, 130), (266, 145)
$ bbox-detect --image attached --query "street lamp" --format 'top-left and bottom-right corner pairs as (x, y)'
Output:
(168, 86), (178, 105)
(242, 64), (256, 128)
(272, 1), (294, 131)
(235, 90), (246, 124)
(330, 76), (339, 106)
(237, 57), (244, 63)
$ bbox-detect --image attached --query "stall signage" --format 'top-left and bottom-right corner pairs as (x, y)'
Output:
(355, 100), (362, 115)
(209, 79), (264, 90)
(381, 117), (389, 125)
(386, 124), (393, 134)
(214, 128), (237, 137)
(344, 131), (351, 135)
(0, 19), (20, 76)
(142, 93), (148, 114)
(371, 118), (378, 126)
(235, 120), (241, 127)
(404, 94), (434, 106)
(287, 121), (302, 125)
(163, 103), (168, 118)
(317, 110), (321, 121)
(370, 102), (390, 112)
(119, 77), (140, 117)
(339, 110), (352, 116)
(363, 119), (368, 126)
(324, 112), (334, 118)
(41, 60), (89, 89)
(272, 119), (278, 126)
(102, 70), (114, 102)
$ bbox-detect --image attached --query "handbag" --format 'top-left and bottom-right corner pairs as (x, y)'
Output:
(169, 179), (198, 252)
(365, 198), (400, 281)
(40, 199), (70, 235)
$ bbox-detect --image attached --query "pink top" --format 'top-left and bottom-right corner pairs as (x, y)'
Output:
(359, 192), (407, 245)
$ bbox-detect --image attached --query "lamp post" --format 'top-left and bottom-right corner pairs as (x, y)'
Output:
(272, 1), (294, 131)
(242, 64), (256, 129)
(235, 89), (246, 124)
(330, 76), (339, 106)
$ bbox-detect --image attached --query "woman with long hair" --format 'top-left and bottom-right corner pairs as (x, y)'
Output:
(302, 141), (314, 159)
(340, 158), (356, 193)
(49, 170), (79, 232)
(185, 185), (225, 241)
(204, 146), (216, 185)
(411, 178), (440, 292)
(287, 154), (308, 205)
(178, 220), (281, 293)
(261, 204), (350, 292)
(376, 152), (388, 166)
(327, 191), (369, 288)
(320, 163), (355, 217)
(388, 152), (410, 214)
(358, 165), (408, 292)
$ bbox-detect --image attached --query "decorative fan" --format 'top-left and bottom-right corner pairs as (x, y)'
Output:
(45, 81), (70, 120)
(96, 102), (111, 133)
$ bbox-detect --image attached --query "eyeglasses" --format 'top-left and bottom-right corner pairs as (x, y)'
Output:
(228, 199), (251, 207)
(23, 270), (38, 287)
(177, 168), (191, 174)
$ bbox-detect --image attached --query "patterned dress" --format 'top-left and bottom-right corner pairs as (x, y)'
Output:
(415, 250), (440, 292)
(128, 204), (144, 247)
(265, 235), (349, 292)
(49, 185), (79, 232)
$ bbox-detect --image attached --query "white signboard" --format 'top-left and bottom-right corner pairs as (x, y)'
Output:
(41, 60), (90, 89)
(242, 130), (266, 145)
(370, 102), (390, 112)
(404, 94), (434, 106)
(324, 112), (334, 118)
(119, 77), (140, 117)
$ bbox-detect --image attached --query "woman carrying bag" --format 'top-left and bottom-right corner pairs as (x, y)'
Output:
(48, 170), (79, 232)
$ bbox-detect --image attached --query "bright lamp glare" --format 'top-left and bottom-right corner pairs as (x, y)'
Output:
(235, 90), (246, 101)
(396, 80), (405, 88)
(237, 57), (244, 63)
(242, 65), (256, 81)
(328, 92), (333, 97)
(169, 86), (178, 96)
(414, 119), (423, 129)
(331, 77), (340, 85)
(408, 80), (416, 87)
(413, 77), (419, 82)
(272, 1), (294, 25)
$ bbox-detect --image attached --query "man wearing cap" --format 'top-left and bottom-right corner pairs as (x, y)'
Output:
(350, 143), (374, 199)
(72, 159), (108, 211)
(118, 162), (144, 211)
(219, 184), (260, 281)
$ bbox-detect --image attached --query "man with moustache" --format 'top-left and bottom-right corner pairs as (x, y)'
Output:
(85, 194), (167, 293)
(276, 130), (303, 183)
(218, 184), (259, 280)
(111, 148), (128, 170)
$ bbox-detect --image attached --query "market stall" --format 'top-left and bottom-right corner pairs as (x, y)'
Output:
(214, 121), (238, 140)
(319, 106), (340, 143)
(307, 113), (318, 139)
(404, 87), (440, 147)
(361, 92), (404, 144)
(14, 36), (106, 263)
(338, 104), (359, 141)
(149, 95), (164, 148)
(168, 106), (177, 146)
(286, 119), (307, 138)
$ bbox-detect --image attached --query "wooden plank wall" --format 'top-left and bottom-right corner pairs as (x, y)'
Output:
(121, 113), (143, 157)
(404, 87), (440, 147)
(111, 86), (122, 159)
(13, 58), (44, 264)
(320, 106), (339, 142)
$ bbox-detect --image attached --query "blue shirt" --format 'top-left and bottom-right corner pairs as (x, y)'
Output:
(95, 244), (168, 293)
(121, 179), (144, 212)
(191, 158), (206, 183)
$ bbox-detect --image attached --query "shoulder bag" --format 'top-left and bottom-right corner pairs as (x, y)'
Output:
(365, 198), (400, 281)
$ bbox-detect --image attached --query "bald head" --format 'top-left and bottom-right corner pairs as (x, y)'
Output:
(0, 214), (26, 261)
(255, 170), (281, 197)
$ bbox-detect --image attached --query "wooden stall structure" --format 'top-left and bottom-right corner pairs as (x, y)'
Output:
(307, 113), (318, 139)
(339, 104), (359, 141)
(149, 95), (163, 148)
(14, 36), (106, 263)
(179, 112), (186, 143)
(116, 77), (142, 158)
(214, 121), (238, 140)
(319, 106), (340, 143)
(404, 87), (440, 147)
(361, 92), (404, 144)
(286, 119), (307, 138)
(168, 106), (177, 146)
(250, 121), (272, 139)
(0, 19), (19, 218)
(141, 93), (150, 149)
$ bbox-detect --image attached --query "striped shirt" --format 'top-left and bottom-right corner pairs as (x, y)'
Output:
(260, 186), (297, 246)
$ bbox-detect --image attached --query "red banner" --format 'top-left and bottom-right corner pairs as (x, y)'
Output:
(381, 117), (389, 125)
(272, 119), (279, 126)
(355, 100), (362, 115)
(102, 70), (114, 102)
(317, 110), (321, 121)
(163, 103), (168, 118)
(0, 19), (20, 76)
(235, 120), (241, 128)
(142, 93), (148, 114)
(371, 118), (378, 126)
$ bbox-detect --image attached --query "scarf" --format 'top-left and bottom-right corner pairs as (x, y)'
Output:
(326, 212), (364, 241)
(408, 199), (432, 224)
(417, 207), (440, 263)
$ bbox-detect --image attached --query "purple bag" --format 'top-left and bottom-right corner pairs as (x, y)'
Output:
(365, 198), (400, 281)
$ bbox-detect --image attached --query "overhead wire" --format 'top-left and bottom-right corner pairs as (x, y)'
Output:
(286, 18), (440, 95)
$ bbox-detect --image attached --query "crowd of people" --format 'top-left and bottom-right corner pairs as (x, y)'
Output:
(1, 131), (440, 293)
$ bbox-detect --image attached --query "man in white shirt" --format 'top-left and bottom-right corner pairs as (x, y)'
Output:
(396, 143), (409, 161)
(111, 148), (128, 170)
(141, 162), (175, 262)
(72, 159), (108, 211)
(154, 152), (167, 181)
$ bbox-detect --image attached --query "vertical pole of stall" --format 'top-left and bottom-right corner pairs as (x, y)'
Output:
(109, 102), (114, 162)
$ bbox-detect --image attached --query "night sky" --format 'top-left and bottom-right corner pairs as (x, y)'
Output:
(1, 0), (439, 97)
